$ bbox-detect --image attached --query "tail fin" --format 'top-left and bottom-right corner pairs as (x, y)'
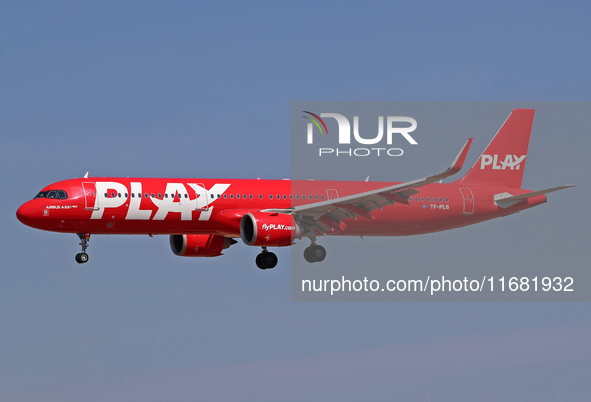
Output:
(457, 109), (535, 188)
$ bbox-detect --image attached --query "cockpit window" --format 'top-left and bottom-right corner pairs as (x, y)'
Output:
(34, 190), (68, 199)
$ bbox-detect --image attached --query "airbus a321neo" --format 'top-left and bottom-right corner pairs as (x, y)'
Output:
(17, 109), (574, 269)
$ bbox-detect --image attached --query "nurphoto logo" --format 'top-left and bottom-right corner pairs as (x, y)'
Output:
(303, 111), (418, 156)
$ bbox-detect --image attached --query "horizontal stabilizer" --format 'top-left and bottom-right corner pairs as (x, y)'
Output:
(495, 185), (576, 208)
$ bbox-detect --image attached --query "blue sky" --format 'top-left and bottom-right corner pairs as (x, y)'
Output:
(1, 1), (590, 401)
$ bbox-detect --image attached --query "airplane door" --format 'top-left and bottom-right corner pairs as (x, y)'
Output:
(326, 189), (339, 200)
(82, 182), (99, 211)
(459, 187), (474, 215)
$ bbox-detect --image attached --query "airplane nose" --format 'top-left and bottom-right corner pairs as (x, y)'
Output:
(16, 201), (37, 226)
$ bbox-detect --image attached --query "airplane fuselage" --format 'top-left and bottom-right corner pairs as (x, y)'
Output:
(17, 177), (546, 238)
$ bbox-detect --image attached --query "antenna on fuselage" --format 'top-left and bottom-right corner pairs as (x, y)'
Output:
(84, 172), (89, 179)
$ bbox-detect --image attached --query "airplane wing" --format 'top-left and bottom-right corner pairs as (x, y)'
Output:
(262, 138), (473, 237)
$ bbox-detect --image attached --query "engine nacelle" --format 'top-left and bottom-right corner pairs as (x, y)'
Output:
(240, 212), (301, 247)
(170, 234), (236, 257)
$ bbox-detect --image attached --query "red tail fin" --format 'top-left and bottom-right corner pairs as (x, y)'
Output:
(456, 109), (535, 188)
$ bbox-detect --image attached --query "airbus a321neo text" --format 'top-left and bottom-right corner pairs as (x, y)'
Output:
(17, 109), (574, 269)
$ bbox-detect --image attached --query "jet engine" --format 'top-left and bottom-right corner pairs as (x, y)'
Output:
(169, 234), (237, 257)
(240, 212), (301, 247)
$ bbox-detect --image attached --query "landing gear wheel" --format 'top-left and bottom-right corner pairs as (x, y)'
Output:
(304, 245), (326, 263)
(256, 252), (278, 269)
(256, 254), (266, 270)
(261, 252), (278, 269)
(75, 253), (89, 264)
(304, 247), (315, 263)
(311, 245), (326, 262)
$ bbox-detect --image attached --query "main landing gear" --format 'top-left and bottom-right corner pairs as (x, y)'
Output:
(256, 247), (278, 270)
(304, 234), (326, 263)
(75, 233), (90, 264)
(304, 244), (326, 263)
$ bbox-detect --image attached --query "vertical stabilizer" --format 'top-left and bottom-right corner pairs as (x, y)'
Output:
(457, 109), (535, 188)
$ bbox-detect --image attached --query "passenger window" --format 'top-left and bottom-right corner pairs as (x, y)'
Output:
(111, 192), (115, 198)
(415, 197), (418, 202)
(290, 195), (293, 200)
(445, 197), (449, 202)
(224, 194), (228, 199)
(151, 193), (155, 198)
(269, 195), (273, 199)
(158, 193), (162, 198)
(421, 197), (424, 202)
(283, 195), (287, 200)
(243, 194), (246, 199)
(249, 194), (253, 199)
(217, 194), (221, 198)
(165, 194), (168, 198)
(315, 195), (318, 200)
(321, 195), (325, 200)
(236, 194), (240, 199)
(132, 193), (135, 198)
(230, 194), (234, 199)
(184, 194), (188, 198)
(427, 197), (430, 202)
(259, 194), (262, 199)
(211, 194), (215, 199)
(296, 195), (299, 200)
(276, 194), (280, 199)
(105, 193), (108, 198)
(439, 197), (443, 202)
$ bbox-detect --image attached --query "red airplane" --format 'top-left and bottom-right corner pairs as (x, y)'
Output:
(16, 109), (573, 269)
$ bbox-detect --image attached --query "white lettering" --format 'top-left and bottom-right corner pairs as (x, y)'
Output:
(91, 182), (128, 219)
(480, 154), (493, 169)
(152, 183), (196, 220)
(353, 116), (383, 144)
(492, 154), (502, 170)
(353, 148), (370, 156)
(480, 154), (526, 170)
(387, 116), (418, 145)
(125, 182), (152, 220)
(387, 148), (404, 156)
(321, 113), (351, 144)
(513, 155), (526, 170)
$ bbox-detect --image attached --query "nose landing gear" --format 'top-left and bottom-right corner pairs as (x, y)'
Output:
(256, 247), (278, 270)
(75, 233), (90, 264)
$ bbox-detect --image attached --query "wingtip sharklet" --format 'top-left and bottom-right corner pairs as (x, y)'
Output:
(434, 138), (473, 180)
(449, 138), (473, 173)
